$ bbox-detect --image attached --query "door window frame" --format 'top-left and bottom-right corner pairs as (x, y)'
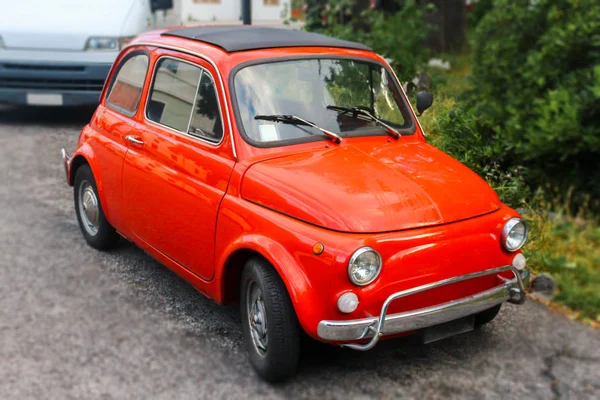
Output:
(104, 49), (150, 118)
(143, 54), (225, 147)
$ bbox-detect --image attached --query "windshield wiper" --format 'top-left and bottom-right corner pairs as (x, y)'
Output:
(254, 114), (342, 143)
(326, 105), (401, 139)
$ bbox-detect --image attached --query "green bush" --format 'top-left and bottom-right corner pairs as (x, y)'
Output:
(435, 0), (600, 210)
(467, 0), (494, 29)
(305, 0), (429, 81)
(432, 107), (530, 206)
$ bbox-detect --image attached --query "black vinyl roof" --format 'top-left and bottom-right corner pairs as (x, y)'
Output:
(162, 26), (372, 53)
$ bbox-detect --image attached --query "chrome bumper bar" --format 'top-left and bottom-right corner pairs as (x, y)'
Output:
(318, 266), (530, 351)
(61, 148), (71, 184)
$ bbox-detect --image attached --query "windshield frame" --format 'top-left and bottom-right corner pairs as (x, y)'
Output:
(229, 55), (417, 148)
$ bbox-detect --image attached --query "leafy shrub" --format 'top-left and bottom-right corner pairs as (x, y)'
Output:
(467, 0), (494, 29)
(305, 0), (430, 81)
(435, 0), (600, 211)
(431, 107), (530, 205)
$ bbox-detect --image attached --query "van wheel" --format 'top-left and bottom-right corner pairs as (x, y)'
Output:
(474, 304), (502, 328)
(73, 165), (120, 250)
(240, 258), (300, 382)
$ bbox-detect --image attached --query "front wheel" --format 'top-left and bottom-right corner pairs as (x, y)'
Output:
(240, 258), (300, 382)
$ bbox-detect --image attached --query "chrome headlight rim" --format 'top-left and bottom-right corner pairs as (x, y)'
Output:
(501, 217), (529, 252)
(347, 246), (382, 286)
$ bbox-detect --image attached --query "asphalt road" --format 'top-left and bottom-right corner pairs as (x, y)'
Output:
(0, 105), (598, 400)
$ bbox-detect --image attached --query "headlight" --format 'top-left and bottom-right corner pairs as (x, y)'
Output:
(501, 218), (528, 252)
(348, 247), (382, 286)
(85, 36), (133, 51)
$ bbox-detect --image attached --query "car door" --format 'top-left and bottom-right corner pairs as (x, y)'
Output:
(88, 50), (150, 230)
(121, 52), (235, 281)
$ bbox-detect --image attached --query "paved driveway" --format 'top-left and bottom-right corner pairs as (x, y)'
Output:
(0, 106), (598, 399)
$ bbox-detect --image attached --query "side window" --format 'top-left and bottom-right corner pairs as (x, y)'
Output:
(146, 58), (201, 133)
(106, 53), (149, 115)
(189, 72), (223, 143)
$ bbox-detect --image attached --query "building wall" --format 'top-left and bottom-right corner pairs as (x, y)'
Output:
(155, 0), (184, 27)
(181, 0), (290, 22)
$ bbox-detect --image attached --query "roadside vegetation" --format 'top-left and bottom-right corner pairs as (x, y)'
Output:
(422, 56), (599, 324)
(307, 0), (600, 323)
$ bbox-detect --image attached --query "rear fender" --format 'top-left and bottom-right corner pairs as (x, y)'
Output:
(68, 142), (113, 224)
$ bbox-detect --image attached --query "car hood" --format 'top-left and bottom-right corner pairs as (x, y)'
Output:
(0, 0), (136, 51)
(241, 140), (501, 233)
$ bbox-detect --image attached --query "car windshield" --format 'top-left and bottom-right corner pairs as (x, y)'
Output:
(233, 58), (415, 145)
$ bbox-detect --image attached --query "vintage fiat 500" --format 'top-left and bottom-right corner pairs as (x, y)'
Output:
(61, 26), (530, 382)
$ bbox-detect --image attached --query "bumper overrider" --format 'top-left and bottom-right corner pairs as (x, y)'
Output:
(318, 266), (530, 350)
(61, 148), (71, 184)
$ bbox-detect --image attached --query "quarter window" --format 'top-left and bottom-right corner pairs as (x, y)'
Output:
(189, 72), (223, 142)
(106, 53), (149, 115)
(146, 58), (202, 133)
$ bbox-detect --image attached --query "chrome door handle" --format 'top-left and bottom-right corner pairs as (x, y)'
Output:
(125, 135), (145, 145)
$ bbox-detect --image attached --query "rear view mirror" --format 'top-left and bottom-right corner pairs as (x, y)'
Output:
(151, 0), (173, 12)
(416, 91), (433, 116)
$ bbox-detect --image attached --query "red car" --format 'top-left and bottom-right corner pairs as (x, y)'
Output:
(61, 26), (529, 382)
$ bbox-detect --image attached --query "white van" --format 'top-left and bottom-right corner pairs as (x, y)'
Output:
(0, 0), (176, 106)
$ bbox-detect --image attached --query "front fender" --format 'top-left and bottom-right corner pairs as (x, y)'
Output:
(214, 197), (347, 339)
(214, 233), (320, 336)
(216, 233), (312, 300)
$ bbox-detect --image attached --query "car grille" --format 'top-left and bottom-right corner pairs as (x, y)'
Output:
(0, 63), (107, 92)
(0, 77), (105, 91)
(1, 63), (86, 72)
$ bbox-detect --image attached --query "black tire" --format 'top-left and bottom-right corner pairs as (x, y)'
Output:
(474, 304), (502, 328)
(73, 164), (120, 250)
(240, 258), (300, 382)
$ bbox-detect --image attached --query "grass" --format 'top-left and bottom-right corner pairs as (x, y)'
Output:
(523, 199), (600, 324)
(422, 56), (600, 324)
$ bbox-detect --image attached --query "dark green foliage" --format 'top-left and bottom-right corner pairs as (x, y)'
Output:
(432, 107), (530, 206)
(467, 0), (494, 29)
(436, 0), (600, 210)
(305, 0), (430, 81)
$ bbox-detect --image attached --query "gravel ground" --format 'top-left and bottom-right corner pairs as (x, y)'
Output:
(0, 105), (598, 399)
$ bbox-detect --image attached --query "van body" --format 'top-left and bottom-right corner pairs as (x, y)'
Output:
(0, 0), (174, 106)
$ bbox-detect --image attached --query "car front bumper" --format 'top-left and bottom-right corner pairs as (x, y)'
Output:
(0, 88), (104, 106)
(0, 61), (111, 106)
(317, 266), (530, 350)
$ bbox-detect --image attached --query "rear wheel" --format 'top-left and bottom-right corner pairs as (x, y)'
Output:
(474, 304), (502, 328)
(240, 258), (300, 382)
(73, 165), (120, 250)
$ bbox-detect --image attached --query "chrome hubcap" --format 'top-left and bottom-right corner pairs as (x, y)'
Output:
(247, 281), (268, 355)
(78, 181), (99, 236)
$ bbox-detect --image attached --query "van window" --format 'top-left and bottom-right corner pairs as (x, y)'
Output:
(146, 58), (201, 133)
(188, 72), (223, 143)
(106, 54), (149, 115)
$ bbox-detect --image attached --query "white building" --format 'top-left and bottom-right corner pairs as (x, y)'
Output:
(175, 0), (292, 25)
